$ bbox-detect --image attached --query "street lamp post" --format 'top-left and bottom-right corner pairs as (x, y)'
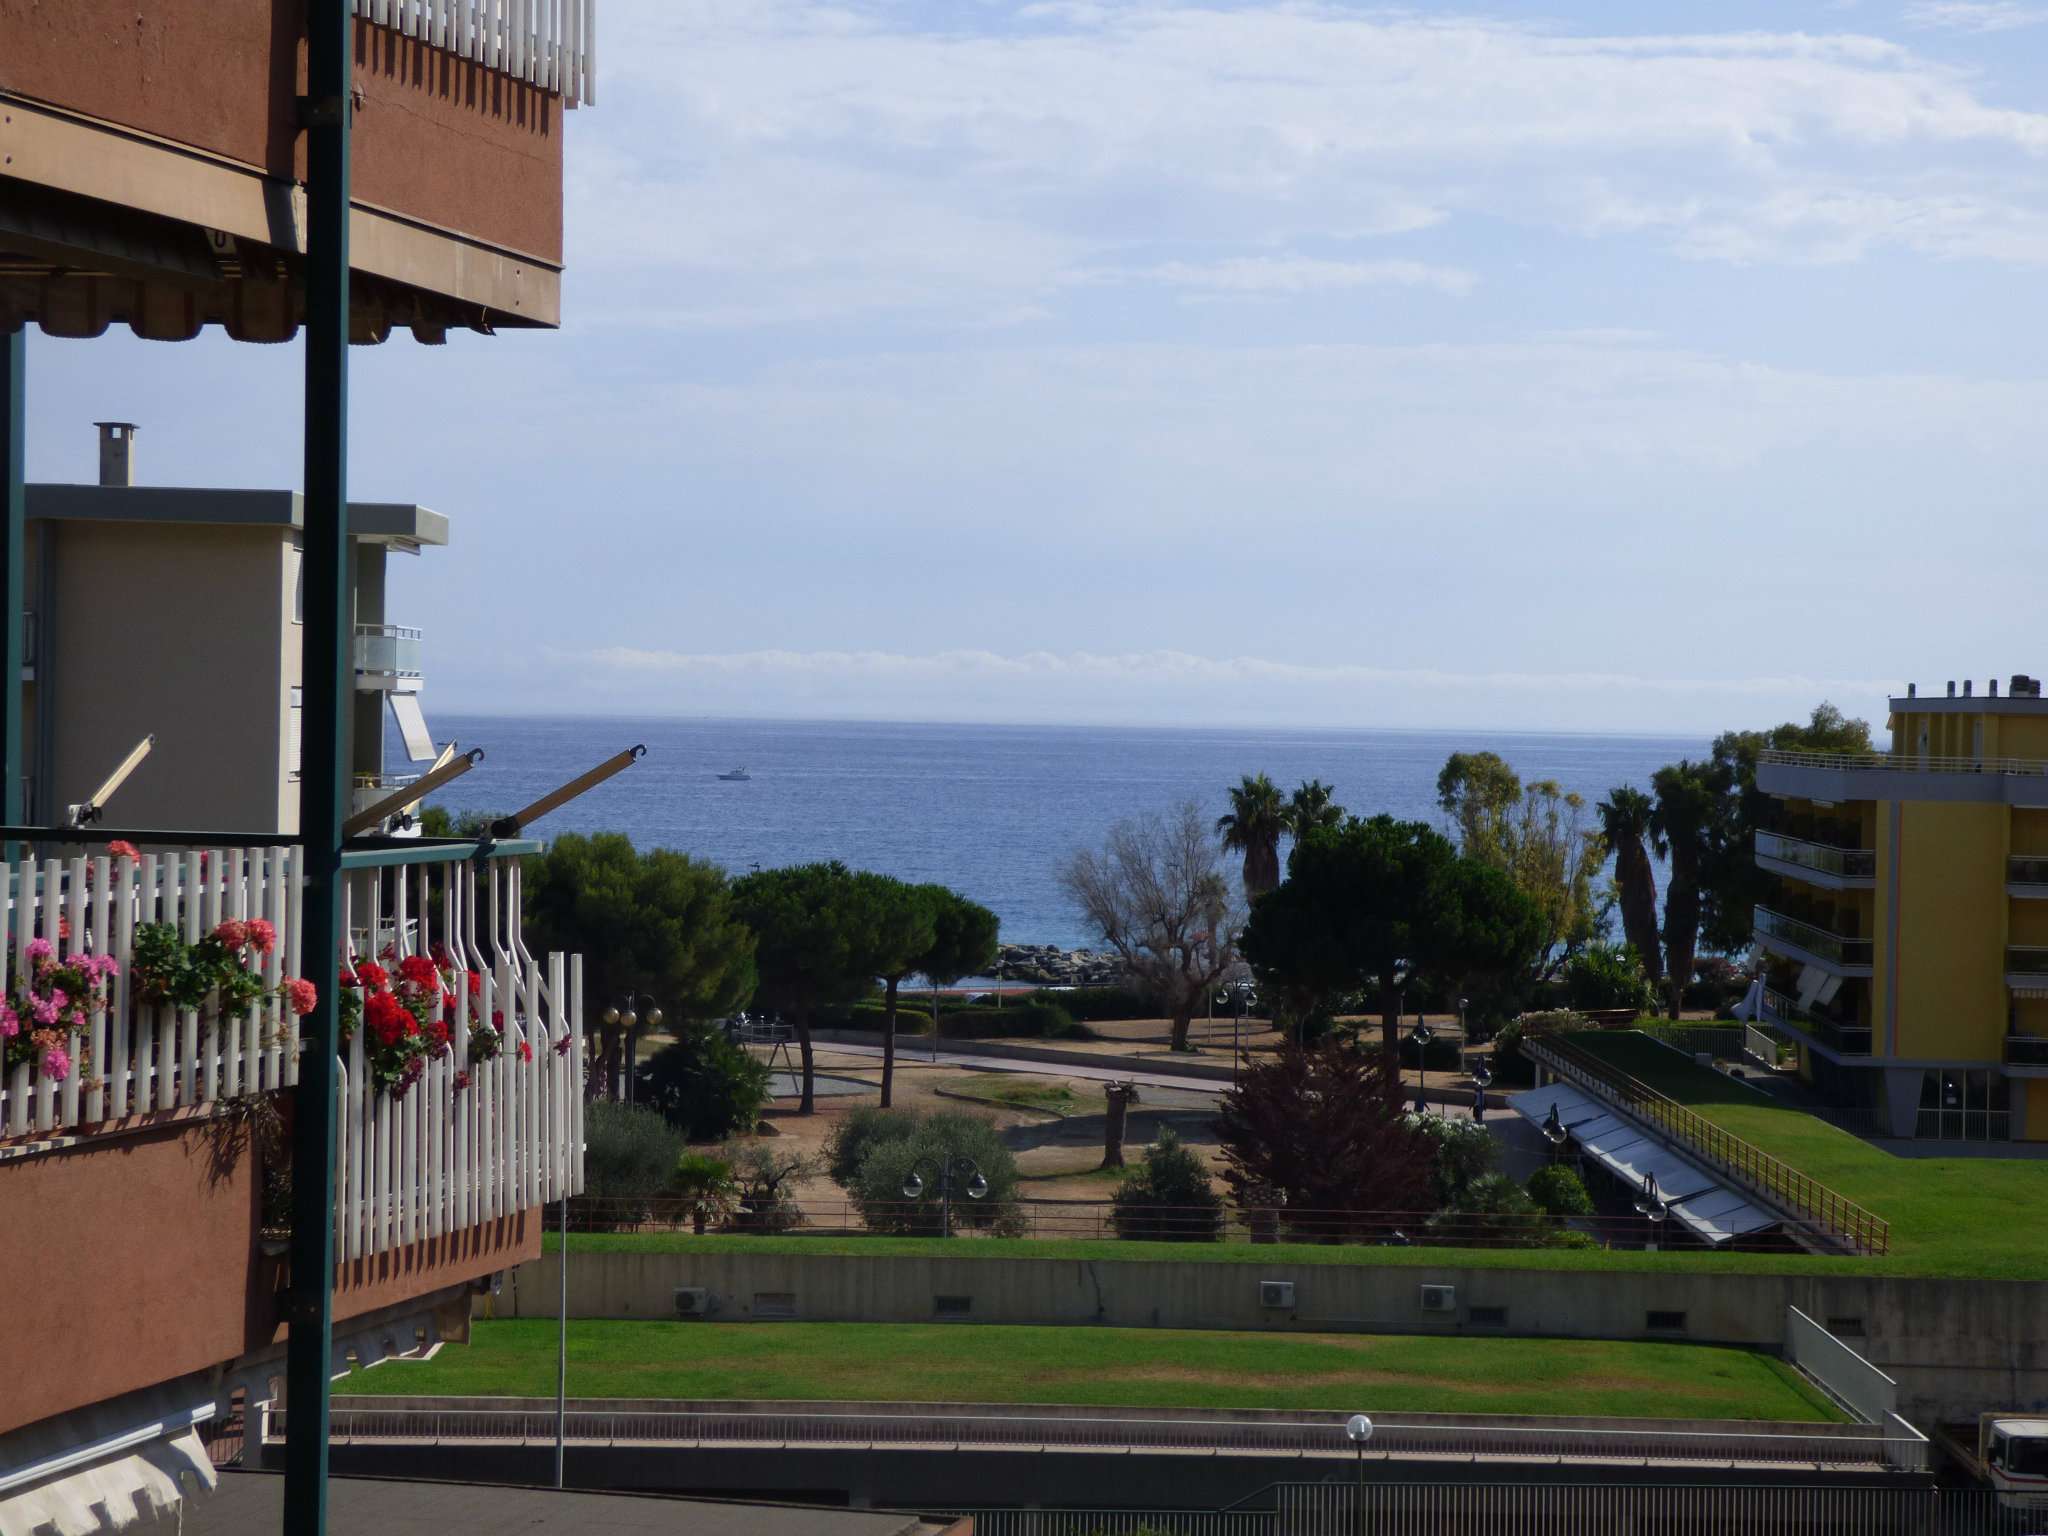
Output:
(902, 1155), (989, 1239)
(601, 994), (664, 1103)
(1634, 1172), (1669, 1252)
(1345, 1413), (1374, 1507)
(1469, 1061), (1492, 1126)
(1409, 1021), (1434, 1116)
(1540, 1101), (1569, 1161)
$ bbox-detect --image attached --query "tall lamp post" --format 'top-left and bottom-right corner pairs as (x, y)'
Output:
(902, 1154), (988, 1239)
(601, 994), (664, 1102)
(1634, 1172), (1669, 1252)
(1540, 1101), (1569, 1161)
(1409, 1021), (1434, 1116)
(1469, 1061), (1492, 1126)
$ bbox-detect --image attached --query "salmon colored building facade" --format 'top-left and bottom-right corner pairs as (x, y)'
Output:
(0, 5), (596, 1531)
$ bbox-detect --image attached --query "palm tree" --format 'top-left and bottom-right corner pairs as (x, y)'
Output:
(1596, 786), (1663, 986)
(1286, 779), (1343, 848)
(1650, 762), (1720, 1019)
(1217, 773), (1288, 899)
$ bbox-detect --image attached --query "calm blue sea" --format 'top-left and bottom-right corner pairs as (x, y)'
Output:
(400, 717), (1706, 951)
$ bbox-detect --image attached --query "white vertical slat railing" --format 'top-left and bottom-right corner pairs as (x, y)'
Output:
(1, 848), (585, 1267)
(349, 0), (596, 106)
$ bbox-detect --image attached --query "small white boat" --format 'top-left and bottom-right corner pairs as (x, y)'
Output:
(717, 766), (751, 781)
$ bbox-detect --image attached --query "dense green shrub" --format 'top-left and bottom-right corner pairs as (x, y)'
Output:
(1395, 1031), (1464, 1071)
(635, 1020), (772, 1141)
(1563, 943), (1658, 1015)
(845, 1111), (1022, 1236)
(1110, 1127), (1224, 1242)
(581, 1102), (686, 1227)
(1525, 1164), (1594, 1218)
(1028, 985), (1156, 1021)
(669, 1151), (739, 1234)
(825, 1105), (921, 1187)
(727, 1146), (809, 1234)
(1409, 1113), (1498, 1208)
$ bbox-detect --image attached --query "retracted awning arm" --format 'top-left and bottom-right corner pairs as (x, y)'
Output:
(67, 734), (153, 827)
(343, 746), (483, 839)
(489, 744), (646, 838)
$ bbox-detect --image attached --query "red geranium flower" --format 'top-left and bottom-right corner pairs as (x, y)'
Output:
(366, 991), (409, 1049)
(354, 961), (389, 991)
(517, 1040), (532, 1063)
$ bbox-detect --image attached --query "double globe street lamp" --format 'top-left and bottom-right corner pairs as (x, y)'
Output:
(902, 1154), (989, 1239)
(601, 994), (664, 1102)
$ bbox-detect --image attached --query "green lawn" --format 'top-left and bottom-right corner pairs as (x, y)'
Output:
(338, 1319), (1840, 1422)
(1565, 1031), (2046, 1280)
(942, 1075), (1079, 1112)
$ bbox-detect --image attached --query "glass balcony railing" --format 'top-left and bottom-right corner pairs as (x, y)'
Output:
(1754, 906), (1874, 969)
(1755, 831), (1876, 882)
(352, 773), (421, 812)
(2006, 947), (2048, 978)
(2005, 1035), (2048, 1070)
(2010, 856), (2048, 887)
(1762, 989), (1873, 1056)
(353, 624), (422, 684)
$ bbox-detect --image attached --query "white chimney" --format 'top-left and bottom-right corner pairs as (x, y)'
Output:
(93, 421), (137, 487)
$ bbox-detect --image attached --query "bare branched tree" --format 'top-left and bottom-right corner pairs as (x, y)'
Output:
(1060, 801), (1245, 1053)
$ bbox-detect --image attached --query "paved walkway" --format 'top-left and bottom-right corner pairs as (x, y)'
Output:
(186, 1471), (945, 1536)
(822, 1039), (1491, 1125)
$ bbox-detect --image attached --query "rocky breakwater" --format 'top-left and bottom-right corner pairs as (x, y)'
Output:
(996, 943), (1125, 987)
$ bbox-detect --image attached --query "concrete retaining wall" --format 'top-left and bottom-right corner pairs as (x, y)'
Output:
(499, 1250), (2048, 1423)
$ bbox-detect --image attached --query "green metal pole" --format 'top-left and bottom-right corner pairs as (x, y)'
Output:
(1, 327), (23, 861)
(284, 2), (351, 1531)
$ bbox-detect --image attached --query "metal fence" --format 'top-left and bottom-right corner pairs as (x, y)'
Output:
(1785, 1306), (1898, 1425)
(963, 1513), (1270, 1536)
(1274, 1483), (2041, 1535)
(558, 1193), (1680, 1250)
(301, 1406), (1899, 1470)
(1524, 1034), (1889, 1255)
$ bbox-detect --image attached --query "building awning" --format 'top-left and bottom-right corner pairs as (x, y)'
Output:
(0, 1381), (217, 1536)
(1509, 1087), (1783, 1248)
(388, 693), (437, 763)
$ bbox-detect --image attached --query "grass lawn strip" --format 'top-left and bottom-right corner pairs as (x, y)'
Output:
(341, 1320), (1841, 1422)
(1563, 1031), (2044, 1279)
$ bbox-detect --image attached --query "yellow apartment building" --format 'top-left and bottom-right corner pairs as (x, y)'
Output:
(1755, 676), (2048, 1144)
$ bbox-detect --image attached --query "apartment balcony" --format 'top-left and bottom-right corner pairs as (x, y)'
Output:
(1753, 905), (1875, 977)
(3, 0), (597, 344)
(1761, 987), (1874, 1059)
(355, 624), (423, 693)
(0, 840), (585, 1448)
(2004, 1035), (2048, 1078)
(2005, 946), (2048, 992)
(1754, 830), (1876, 892)
(1756, 748), (2048, 809)
(2009, 855), (2048, 898)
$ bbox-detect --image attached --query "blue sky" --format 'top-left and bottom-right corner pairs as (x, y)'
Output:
(24, 0), (2048, 734)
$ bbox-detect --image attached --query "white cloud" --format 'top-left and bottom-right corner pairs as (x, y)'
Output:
(1902, 2), (2048, 32)
(1131, 257), (1478, 298)
(571, 0), (2048, 335)
(590, 644), (1893, 697)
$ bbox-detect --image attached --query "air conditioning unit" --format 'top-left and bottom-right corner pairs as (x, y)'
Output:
(1419, 1284), (1457, 1313)
(1259, 1280), (1295, 1309)
(673, 1287), (711, 1318)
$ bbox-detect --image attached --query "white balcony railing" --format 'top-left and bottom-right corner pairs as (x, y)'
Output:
(352, 0), (597, 107)
(0, 845), (583, 1263)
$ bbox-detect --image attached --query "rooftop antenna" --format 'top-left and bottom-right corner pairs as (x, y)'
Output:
(67, 734), (154, 827)
(342, 745), (483, 839)
(488, 744), (647, 839)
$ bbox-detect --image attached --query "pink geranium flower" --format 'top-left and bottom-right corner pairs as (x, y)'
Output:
(244, 919), (276, 956)
(40, 1043), (70, 1081)
(211, 919), (249, 950)
(283, 977), (318, 1016)
(0, 1003), (16, 1039)
(25, 938), (52, 965)
(107, 840), (141, 861)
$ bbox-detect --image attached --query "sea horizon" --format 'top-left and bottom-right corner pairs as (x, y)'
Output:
(403, 714), (1710, 951)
